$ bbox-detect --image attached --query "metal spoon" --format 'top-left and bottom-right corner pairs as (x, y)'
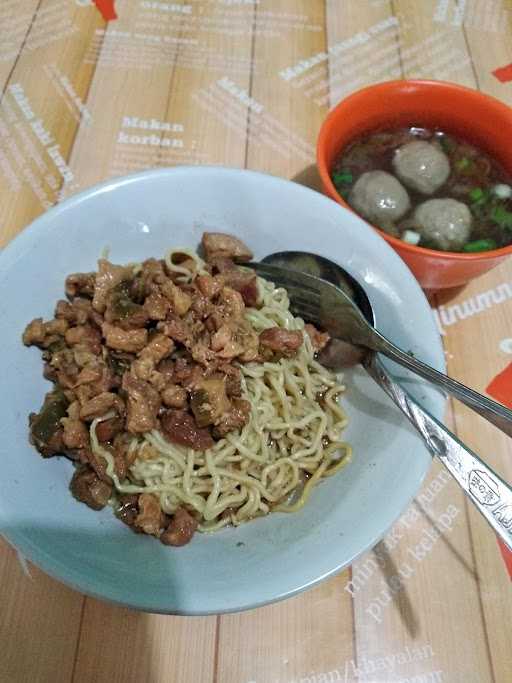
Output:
(256, 251), (512, 551)
(262, 251), (512, 439)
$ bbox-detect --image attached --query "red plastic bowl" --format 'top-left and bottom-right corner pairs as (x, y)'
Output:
(317, 80), (512, 290)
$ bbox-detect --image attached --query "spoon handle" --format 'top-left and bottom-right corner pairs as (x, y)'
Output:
(374, 331), (512, 438)
(364, 354), (512, 551)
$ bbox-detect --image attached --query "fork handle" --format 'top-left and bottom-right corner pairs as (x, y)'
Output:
(373, 330), (512, 439)
(364, 354), (512, 551)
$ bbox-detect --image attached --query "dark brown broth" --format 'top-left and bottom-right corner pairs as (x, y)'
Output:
(331, 127), (512, 252)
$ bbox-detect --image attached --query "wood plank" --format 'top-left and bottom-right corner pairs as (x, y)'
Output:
(216, 4), (355, 681)
(461, 0), (512, 103)
(326, 0), (400, 107)
(0, 0), (104, 247)
(0, 0), (40, 90)
(217, 576), (355, 683)
(0, 537), (84, 683)
(438, 260), (512, 683)
(393, 0), (475, 85)
(72, 598), (217, 683)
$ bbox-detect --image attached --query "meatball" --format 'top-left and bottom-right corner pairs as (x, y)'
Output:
(392, 140), (450, 195)
(348, 171), (411, 225)
(413, 199), (472, 251)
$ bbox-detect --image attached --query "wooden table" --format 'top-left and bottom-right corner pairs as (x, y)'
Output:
(1, 1), (512, 681)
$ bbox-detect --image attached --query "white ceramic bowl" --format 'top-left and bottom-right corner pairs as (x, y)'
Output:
(0, 167), (445, 614)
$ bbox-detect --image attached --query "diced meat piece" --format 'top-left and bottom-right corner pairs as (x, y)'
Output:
(87, 364), (117, 396)
(43, 362), (58, 382)
(134, 493), (165, 536)
(74, 363), (103, 387)
(144, 291), (170, 320)
(202, 232), (253, 263)
(105, 280), (149, 329)
(160, 280), (193, 316)
(138, 258), (167, 293)
(259, 328), (303, 357)
(93, 259), (133, 313)
(29, 390), (69, 457)
(158, 317), (192, 346)
(191, 342), (217, 367)
(95, 416), (124, 443)
(161, 384), (188, 408)
(22, 318), (45, 346)
(222, 365), (242, 397)
(79, 391), (117, 420)
(221, 269), (259, 307)
(55, 299), (91, 326)
(65, 325), (102, 355)
(172, 358), (193, 384)
(214, 398), (251, 437)
(196, 274), (223, 299)
(160, 508), (198, 546)
(65, 272), (95, 299)
(191, 292), (212, 320)
(208, 256), (236, 274)
(102, 322), (148, 353)
(211, 320), (259, 362)
(156, 359), (175, 383)
(62, 418), (90, 449)
(72, 345), (98, 369)
(70, 466), (112, 510)
(211, 324), (244, 359)
(190, 378), (230, 427)
(305, 324), (331, 352)
(161, 410), (214, 451)
(116, 494), (140, 527)
(218, 287), (245, 321)
(122, 373), (161, 434)
(44, 318), (69, 336)
(139, 333), (174, 364)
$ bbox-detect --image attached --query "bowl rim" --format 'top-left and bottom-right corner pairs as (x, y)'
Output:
(317, 78), (512, 261)
(0, 165), (446, 614)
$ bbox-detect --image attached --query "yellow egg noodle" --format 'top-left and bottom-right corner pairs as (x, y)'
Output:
(90, 250), (351, 532)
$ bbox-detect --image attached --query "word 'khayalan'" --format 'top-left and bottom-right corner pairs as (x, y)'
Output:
(279, 16), (398, 81)
(217, 77), (263, 113)
(8, 83), (74, 184)
(287, 644), (437, 683)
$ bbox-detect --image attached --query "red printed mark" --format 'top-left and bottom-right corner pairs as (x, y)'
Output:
(94, 0), (117, 21)
(498, 539), (512, 580)
(486, 364), (512, 579)
(492, 63), (512, 83)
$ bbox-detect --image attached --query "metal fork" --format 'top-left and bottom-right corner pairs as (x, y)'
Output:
(248, 261), (512, 551)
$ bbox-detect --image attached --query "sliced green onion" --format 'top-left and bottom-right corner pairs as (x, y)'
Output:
(491, 205), (512, 230)
(332, 170), (353, 186)
(402, 229), (421, 245)
(463, 238), (498, 252)
(469, 187), (484, 201)
(456, 157), (471, 171)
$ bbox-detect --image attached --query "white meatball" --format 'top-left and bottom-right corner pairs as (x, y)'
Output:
(414, 199), (472, 251)
(393, 140), (450, 195)
(348, 170), (411, 224)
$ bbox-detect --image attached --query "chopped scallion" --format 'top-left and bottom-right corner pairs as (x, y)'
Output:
(332, 170), (353, 186)
(469, 187), (484, 202)
(463, 238), (498, 252)
(456, 157), (471, 171)
(491, 205), (512, 230)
